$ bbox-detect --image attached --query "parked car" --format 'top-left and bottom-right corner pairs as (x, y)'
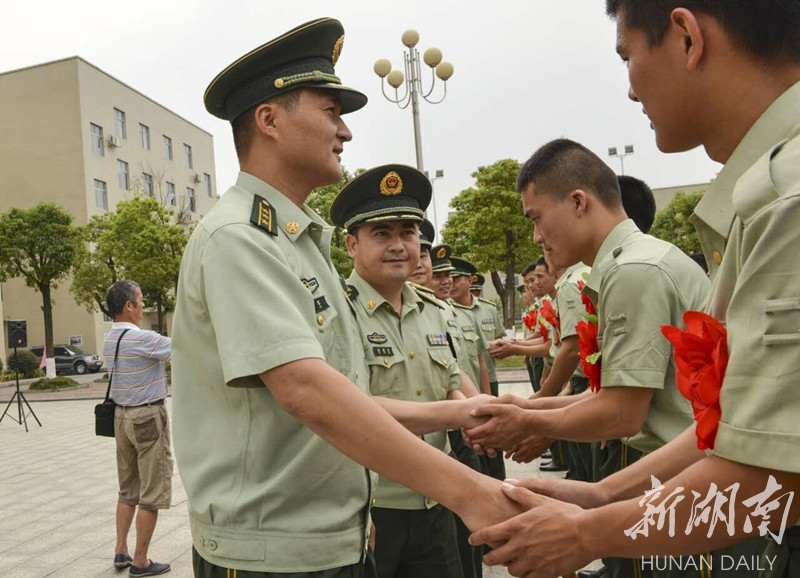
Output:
(29, 345), (104, 375)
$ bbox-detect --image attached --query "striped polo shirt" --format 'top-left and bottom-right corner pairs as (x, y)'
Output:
(104, 322), (171, 406)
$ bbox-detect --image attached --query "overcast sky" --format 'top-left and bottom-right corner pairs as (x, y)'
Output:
(1, 0), (721, 233)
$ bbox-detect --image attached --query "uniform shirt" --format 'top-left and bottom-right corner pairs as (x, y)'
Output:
(347, 272), (461, 509)
(473, 297), (505, 382)
(691, 81), (800, 473)
(104, 322), (170, 406)
(171, 172), (374, 573)
(550, 263), (591, 378)
(583, 220), (709, 453)
(449, 299), (490, 388)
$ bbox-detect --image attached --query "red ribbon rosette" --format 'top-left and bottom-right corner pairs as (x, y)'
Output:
(523, 309), (538, 332)
(576, 319), (601, 392)
(661, 311), (728, 451)
(538, 320), (548, 341)
(539, 299), (560, 345)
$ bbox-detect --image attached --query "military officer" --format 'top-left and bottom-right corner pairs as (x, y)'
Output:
(170, 18), (518, 578)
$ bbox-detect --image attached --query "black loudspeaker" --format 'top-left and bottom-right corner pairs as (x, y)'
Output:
(8, 320), (27, 349)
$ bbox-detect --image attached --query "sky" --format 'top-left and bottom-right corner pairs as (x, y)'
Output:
(1, 0), (722, 234)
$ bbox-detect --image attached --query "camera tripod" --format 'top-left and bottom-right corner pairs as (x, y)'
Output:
(0, 347), (42, 432)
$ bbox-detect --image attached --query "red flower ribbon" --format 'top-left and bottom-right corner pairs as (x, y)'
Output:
(523, 309), (538, 332)
(538, 321), (548, 341)
(539, 299), (560, 345)
(661, 311), (727, 451)
(576, 279), (601, 392)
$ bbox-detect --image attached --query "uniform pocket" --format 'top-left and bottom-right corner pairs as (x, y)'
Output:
(763, 298), (800, 346)
(133, 417), (160, 445)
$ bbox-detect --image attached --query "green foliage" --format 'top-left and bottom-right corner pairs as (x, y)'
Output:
(306, 168), (356, 277)
(7, 350), (41, 378)
(28, 376), (80, 391)
(650, 191), (705, 255)
(441, 159), (540, 325)
(71, 197), (187, 330)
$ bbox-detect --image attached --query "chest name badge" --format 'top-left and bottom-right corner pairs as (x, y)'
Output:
(462, 325), (476, 333)
(426, 333), (449, 347)
(373, 346), (394, 357)
(447, 319), (457, 328)
(367, 332), (388, 345)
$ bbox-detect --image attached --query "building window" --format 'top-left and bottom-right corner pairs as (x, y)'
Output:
(94, 179), (108, 210)
(187, 187), (196, 212)
(139, 123), (150, 149)
(166, 182), (176, 206)
(117, 160), (130, 190)
(90, 123), (104, 156)
(163, 135), (172, 160)
(203, 173), (213, 197)
(114, 108), (127, 139)
(183, 143), (193, 169)
(142, 172), (154, 196)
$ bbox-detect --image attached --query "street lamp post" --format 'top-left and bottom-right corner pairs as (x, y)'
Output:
(425, 169), (444, 232)
(374, 29), (454, 174)
(608, 144), (634, 175)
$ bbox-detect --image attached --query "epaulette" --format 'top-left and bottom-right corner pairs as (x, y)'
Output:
(409, 283), (446, 309)
(449, 300), (470, 310)
(250, 195), (277, 236)
(477, 297), (495, 305)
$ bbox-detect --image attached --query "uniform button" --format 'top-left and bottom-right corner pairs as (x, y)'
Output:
(355, 371), (359, 380)
(371, 498), (376, 507)
(207, 540), (217, 551)
(383, 358), (389, 366)
(409, 351), (416, 359)
(711, 250), (723, 265)
(317, 315), (325, 326)
(416, 388), (423, 396)
(443, 360), (449, 368)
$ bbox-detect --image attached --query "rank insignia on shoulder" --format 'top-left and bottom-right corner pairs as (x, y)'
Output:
(314, 296), (329, 314)
(373, 346), (394, 357)
(426, 333), (449, 347)
(302, 277), (320, 293)
(346, 284), (359, 301)
(367, 332), (388, 345)
(250, 195), (277, 236)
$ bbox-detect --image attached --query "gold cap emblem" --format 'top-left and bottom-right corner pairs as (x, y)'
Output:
(436, 247), (446, 259)
(380, 171), (403, 196)
(286, 222), (300, 234)
(332, 35), (345, 66)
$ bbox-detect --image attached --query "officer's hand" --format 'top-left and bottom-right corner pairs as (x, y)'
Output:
(469, 483), (593, 578)
(457, 394), (494, 429)
(507, 435), (552, 464)
(465, 403), (530, 451)
(491, 393), (539, 409)
(504, 476), (610, 510)
(488, 339), (515, 359)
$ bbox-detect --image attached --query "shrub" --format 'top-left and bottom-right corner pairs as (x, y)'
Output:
(28, 377), (80, 391)
(7, 350), (41, 378)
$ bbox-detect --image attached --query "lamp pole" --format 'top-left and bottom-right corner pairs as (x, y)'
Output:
(425, 169), (445, 233)
(608, 144), (634, 175)
(374, 29), (454, 174)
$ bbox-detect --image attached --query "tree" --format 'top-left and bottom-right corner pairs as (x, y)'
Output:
(650, 190), (705, 255)
(71, 197), (187, 333)
(442, 159), (540, 327)
(306, 168), (356, 277)
(0, 203), (82, 357)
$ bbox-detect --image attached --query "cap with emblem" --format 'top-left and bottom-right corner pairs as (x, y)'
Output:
(419, 219), (435, 249)
(450, 256), (477, 278)
(430, 244), (455, 273)
(470, 273), (485, 291)
(330, 164), (431, 231)
(204, 17), (367, 121)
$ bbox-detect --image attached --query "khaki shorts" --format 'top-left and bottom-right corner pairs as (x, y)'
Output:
(115, 403), (173, 509)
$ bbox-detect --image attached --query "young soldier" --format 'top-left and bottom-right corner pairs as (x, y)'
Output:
(170, 19), (519, 578)
(470, 2), (800, 570)
(332, 164), (482, 578)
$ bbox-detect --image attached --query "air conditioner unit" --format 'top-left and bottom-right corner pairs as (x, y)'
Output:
(107, 135), (120, 148)
(193, 173), (202, 183)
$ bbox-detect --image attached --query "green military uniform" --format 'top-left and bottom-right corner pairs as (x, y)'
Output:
(473, 296), (505, 391)
(171, 19), (376, 577)
(690, 81), (800, 578)
(583, 219), (710, 578)
(549, 263), (594, 483)
(331, 165), (464, 578)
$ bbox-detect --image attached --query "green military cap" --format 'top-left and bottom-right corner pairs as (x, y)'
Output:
(450, 256), (477, 278)
(204, 17), (367, 121)
(330, 164), (431, 230)
(471, 273), (485, 291)
(431, 244), (455, 273)
(419, 219), (435, 249)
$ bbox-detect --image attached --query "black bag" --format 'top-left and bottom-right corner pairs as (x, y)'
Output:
(95, 329), (129, 437)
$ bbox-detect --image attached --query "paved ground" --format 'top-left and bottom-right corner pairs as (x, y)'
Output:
(0, 369), (597, 577)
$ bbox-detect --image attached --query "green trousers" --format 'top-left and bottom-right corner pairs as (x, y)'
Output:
(760, 533), (800, 578)
(563, 377), (593, 482)
(448, 430), (483, 578)
(192, 548), (376, 578)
